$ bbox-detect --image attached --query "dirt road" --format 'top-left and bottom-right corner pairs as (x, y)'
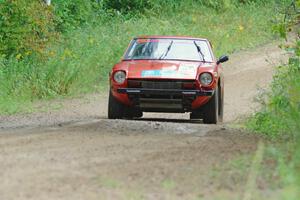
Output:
(0, 42), (288, 200)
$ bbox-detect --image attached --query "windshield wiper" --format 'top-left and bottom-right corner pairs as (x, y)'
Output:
(193, 41), (206, 62)
(159, 40), (173, 60)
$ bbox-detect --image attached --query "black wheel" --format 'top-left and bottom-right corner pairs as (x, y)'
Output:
(218, 85), (224, 123)
(108, 91), (125, 119)
(124, 107), (143, 119)
(190, 110), (202, 120)
(203, 86), (220, 124)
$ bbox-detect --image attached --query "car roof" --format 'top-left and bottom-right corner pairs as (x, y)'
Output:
(135, 35), (209, 41)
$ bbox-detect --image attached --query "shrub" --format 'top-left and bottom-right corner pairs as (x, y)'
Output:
(0, 0), (57, 58)
(102, 0), (266, 13)
(199, 0), (283, 10)
(102, 0), (152, 13)
(52, 0), (102, 32)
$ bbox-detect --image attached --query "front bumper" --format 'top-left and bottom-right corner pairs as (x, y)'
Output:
(117, 88), (214, 96)
(117, 88), (214, 112)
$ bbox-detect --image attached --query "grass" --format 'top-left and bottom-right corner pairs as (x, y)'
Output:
(205, 141), (300, 200)
(0, 1), (283, 114)
(99, 177), (121, 189)
(161, 179), (176, 190)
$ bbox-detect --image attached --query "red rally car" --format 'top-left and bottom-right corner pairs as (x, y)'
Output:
(108, 36), (229, 124)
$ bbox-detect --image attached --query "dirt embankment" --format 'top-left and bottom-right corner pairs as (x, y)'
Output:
(0, 42), (289, 200)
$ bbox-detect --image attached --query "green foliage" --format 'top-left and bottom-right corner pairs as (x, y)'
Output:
(103, 0), (279, 12)
(272, 0), (300, 39)
(52, 0), (102, 32)
(102, 0), (152, 12)
(0, 50), (80, 99)
(199, 0), (232, 10)
(0, 0), (57, 58)
(0, 0), (289, 59)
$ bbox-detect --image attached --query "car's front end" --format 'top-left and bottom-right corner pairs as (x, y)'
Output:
(110, 61), (217, 113)
(108, 36), (228, 124)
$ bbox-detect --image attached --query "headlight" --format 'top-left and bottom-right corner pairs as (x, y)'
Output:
(199, 72), (213, 86)
(113, 71), (126, 84)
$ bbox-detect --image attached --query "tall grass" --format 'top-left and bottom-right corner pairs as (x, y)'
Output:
(0, 1), (282, 114)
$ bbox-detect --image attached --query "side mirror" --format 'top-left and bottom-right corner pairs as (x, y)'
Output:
(217, 55), (229, 65)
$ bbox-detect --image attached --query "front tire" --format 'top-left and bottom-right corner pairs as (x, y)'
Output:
(108, 90), (143, 119)
(190, 110), (202, 120)
(218, 85), (224, 123)
(108, 91), (125, 119)
(124, 107), (143, 119)
(203, 87), (219, 124)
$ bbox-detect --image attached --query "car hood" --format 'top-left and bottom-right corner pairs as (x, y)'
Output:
(121, 60), (207, 80)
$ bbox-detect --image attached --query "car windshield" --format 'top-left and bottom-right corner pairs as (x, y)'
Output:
(124, 38), (213, 62)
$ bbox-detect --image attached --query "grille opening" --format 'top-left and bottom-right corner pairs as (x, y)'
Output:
(140, 94), (182, 99)
(127, 79), (196, 90)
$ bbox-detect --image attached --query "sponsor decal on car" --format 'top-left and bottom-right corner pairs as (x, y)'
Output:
(141, 64), (198, 78)
(141, 70), (177, 77)
(178, 64), (198, 76)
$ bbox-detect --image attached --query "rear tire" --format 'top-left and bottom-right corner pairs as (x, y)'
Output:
(108, 91), (125, 119)
(203, 87), (219, 124)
